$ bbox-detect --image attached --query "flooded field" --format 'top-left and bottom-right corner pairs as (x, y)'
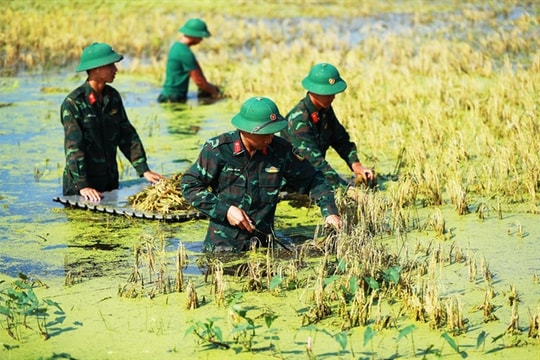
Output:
(1, 1), (540, 359)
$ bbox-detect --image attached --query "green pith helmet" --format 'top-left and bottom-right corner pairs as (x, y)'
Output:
(231, 97), (286, 135)
(179, 18), (211, 38)
(301, 63), (347, 95)
(76, 42), (123, 72)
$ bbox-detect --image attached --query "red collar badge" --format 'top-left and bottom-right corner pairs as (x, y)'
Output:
(88, 92), (97, 105)
(311, 112), (319, 124)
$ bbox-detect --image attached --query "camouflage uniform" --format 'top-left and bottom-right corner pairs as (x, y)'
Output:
(281, 94), (360, 189)
(181, 130), (338, 252)
(61, 81), (150, 195)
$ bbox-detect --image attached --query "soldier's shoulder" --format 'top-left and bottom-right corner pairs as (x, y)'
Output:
(105, 84), (120, 96)
(204, 131), (236, 150)
(102, 85), (122, 101)
(272, 136), (307, 162)
(287, 102), (308, 121)
(270, 136), (296, 156)
(65, 84), (86, 102)
(272, 135), (293, 149)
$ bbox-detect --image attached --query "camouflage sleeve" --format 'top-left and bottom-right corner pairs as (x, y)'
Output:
(115, 96), (150, 176)
(283, 144), (338, 217)
(286, 110), (347, 188)
(327, 108), (360, 168)
(180, 141), (230, 221)
(61, 98), (89, 190)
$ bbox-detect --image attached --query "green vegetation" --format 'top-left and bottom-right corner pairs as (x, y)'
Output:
(4, 1), (539, 212)
(0, 1), (539, 359)
(0, 274), (64, 341)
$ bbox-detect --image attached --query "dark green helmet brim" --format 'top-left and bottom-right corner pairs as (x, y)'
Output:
(231, 97), (286, 134)
(302, 63), (347, 95)
(179, 18), (211, 38)
(76, 43), (123, 72)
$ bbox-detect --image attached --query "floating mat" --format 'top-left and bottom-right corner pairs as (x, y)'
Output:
(52, 180), (206, 222)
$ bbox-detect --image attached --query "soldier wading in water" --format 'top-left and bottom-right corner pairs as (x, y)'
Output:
(181, 96), (342, 252)
(61, 42), (163, 202)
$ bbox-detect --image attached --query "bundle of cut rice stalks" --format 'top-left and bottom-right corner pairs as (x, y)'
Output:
(128, 173), (193, 214)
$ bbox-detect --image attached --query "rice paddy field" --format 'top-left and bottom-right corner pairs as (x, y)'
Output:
(0, 1), (539, 359)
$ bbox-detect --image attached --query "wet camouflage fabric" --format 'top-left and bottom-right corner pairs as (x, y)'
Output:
(61, 81), (150, 195)
(280, 94), (360, 189)
(181, 130), (338, 252)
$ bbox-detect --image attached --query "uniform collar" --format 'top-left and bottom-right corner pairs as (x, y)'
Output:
(232, 130), (269, 156)
(83, 81), (111, 105)
(232, 130), (245, 156)
(303, 93), (324, 124)
(303, 92), (319, 113)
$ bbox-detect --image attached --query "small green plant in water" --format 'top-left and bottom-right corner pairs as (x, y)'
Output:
(441, 332), (467, 358)
(331, 330), (351, 357)
(184, 317), (229, 349)
(476, 330), (488, 352)
(395, 324), (416, 357)
(262, 307), (282, 355)
(229, 303), (256, 351)
(0, 277), (64, 341)
(299, 325), (352, 358)
(363, 326), (376, 359)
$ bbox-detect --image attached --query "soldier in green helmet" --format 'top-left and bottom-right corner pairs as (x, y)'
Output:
(181, 96), (342, 252)
(61, 42), (163, 201)
(157, 18), (221, 103)
(281, 63), (375, 190)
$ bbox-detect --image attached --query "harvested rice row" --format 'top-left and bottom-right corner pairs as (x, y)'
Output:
(128, 173), (193, 214)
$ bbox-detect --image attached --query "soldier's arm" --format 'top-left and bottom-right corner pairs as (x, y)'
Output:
(180, 145), (230, 222)
(328, 112), (375, 183)
(327, 110), (360, 169)
(283, 145), (339, 218)
(286, 111), (346, 188)
(190, 62), (220, 98)
(61, 99), (89, 191)
(116, 101), (151, 177)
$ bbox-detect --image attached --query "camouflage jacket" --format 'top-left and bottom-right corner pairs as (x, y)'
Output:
(60, 81), (150, 195)
(281, 94), (360, 189)
(181, 130), (338, 252)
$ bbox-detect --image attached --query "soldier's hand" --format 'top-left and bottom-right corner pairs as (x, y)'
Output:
(143, 170), (164, 184)
(211, 84), (221, 99)
(351, 162), (375, 185)
(80, 187), (102, 202)
(324, 214), (342, 231)
(227, 206), (255, 233)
